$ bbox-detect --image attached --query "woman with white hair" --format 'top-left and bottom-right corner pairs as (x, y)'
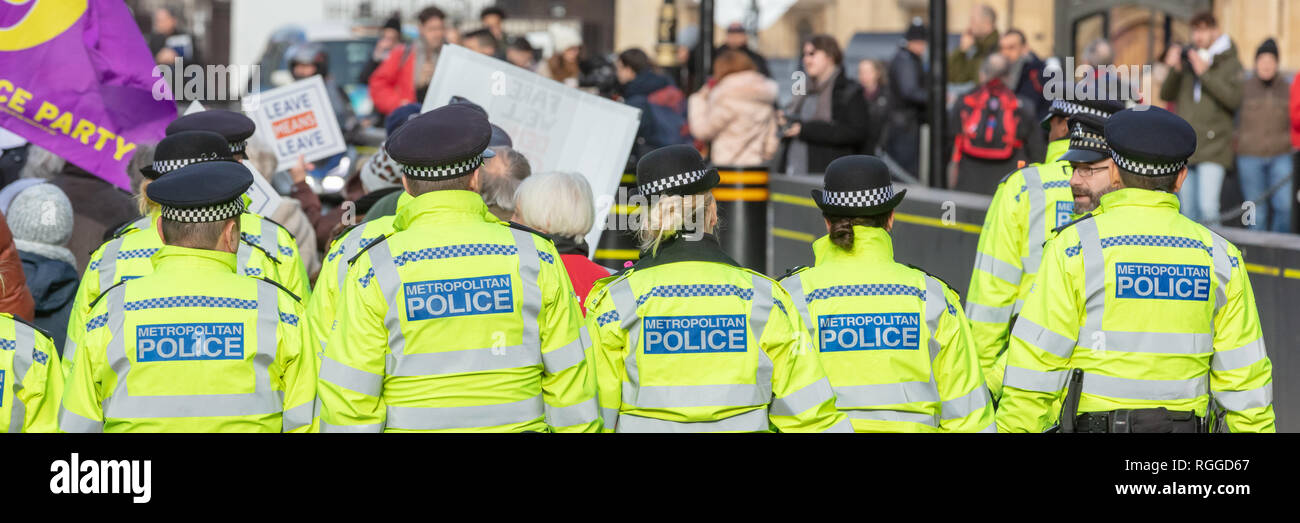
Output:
(512, 171), (610, 313)
(581, 145), (849, 433)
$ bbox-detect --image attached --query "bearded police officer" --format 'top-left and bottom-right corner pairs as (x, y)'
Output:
(318, 104), (599, 432)
(165, 110), (311, 299)
(585, 145), (849, 433)
(65, 131), (307, 379)
(780, 156), (994, 432)
(967, 94), (1127, 396)
(997, 107), (1275, 433)
(60, 162), (317, 433)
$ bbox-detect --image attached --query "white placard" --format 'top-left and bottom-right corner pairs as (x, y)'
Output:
(241, 159), (283, 218)
(422, 44), (641, 257)
(242, 75), (345, 171)
(183, 100), (206, 115)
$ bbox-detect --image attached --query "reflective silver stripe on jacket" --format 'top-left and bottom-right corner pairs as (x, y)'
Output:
(845, 409), (938, 427)
(770, 377), (834, 417)
(260, 219), (280, 263)
(1208, 232), (1233, 322)
(319, 355), (384, 397)
(747, 275), (776, 404)
(367, 243), (408, 376)
(98, 237), (123, 295)
(1211, 338), (1268, 372)
(336, 228), (366, 290)
(1075, 218), (1105, 355)
(321, 421), (382, 433)
(100, 283), (285, 422)
(833, 381), (940, 408)
(923, 276), (945, 363)
(781, 273), (813, 339)
(973, 252), (1022, 286)
(59, 406), (103, 433)
(1213, 382), (1272, 412)
(616, 407), (769, 433)
(386, 394), (545, 431)
(1082, 372), (1208, 402)
(940, 385), (991, 421)
(1021, 166), (1047, 275)
(1003, 365), (1069, 393)
(966, 301), (1015, 324)
(6, 322), (35, 433)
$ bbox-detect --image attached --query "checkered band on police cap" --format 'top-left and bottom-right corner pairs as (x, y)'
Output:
(1110, 150), (1187, 176)
(401, 153), (485, 179)
(1069, 122), (1108, 152)
(152, 151), (223, 176)
(229, 140), (247, 154)
(638, 169), (710, 195)
(160, 198), (246, 223)
(819, 185), (897, 208)
(1052, 100), (1111, 119)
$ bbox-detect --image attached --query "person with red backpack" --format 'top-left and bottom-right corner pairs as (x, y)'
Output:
(948, 53), (1044, 195)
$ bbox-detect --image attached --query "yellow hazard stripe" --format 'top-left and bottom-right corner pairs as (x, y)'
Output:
(717, 171), (770, 185)
(772, 228), (816, 243)
(1244, 263), (1300, 280)
(594, 249), (639, 260)
(712, 187), (769, 201)
(610, 204), (639, 215)
(770, 192), (818, 208)
(621, 174), (636, 184)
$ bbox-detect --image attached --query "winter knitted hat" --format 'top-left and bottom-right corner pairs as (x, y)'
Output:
(5, 182), (76, 267)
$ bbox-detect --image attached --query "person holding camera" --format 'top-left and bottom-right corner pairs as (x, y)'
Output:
(1159, 12), (1243, 226)
(779, 35), (870, 176)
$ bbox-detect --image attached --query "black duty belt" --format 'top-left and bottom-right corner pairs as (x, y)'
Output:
(1074, 408), (1202, 433)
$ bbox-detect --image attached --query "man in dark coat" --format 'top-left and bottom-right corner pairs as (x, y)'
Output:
(886, 22), (930, 177)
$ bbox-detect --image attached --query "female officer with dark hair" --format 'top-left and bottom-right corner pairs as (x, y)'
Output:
(780, 155), (995, 432)
(585, 145), (848, 433)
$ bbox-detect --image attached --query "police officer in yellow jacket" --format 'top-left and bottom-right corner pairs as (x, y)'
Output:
(65, 130), (308, 379)
(305, 191), (410, 358)
(585, 145), (849, 433)
(60, 162), (317, 433)
(780, 156), (994, 433)
(318, 104), (598, 432)
(164, 110), (311, 297)
(2, 315), (62, 432)
(997, 107), (1275, 433)
(967, 95), (1127, 394)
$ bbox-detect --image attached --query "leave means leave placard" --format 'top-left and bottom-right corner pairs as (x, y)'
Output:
(242, 75), (345, 170)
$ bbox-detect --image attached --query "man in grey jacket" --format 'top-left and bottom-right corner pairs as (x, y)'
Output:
(1159, 11), (1243, 225)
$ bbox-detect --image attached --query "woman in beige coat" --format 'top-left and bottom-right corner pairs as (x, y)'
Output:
(688, 50), (780, 167)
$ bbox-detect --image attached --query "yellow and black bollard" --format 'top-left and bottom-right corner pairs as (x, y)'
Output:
(594, 172), (641, 270)
(712, 166), (769, 272)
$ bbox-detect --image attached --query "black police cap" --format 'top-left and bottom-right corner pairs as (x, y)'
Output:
(1041, 81), (1131, 130)
(165, 110), (257, 154)
(141, 130), (235, 180)
(146, 161), (253, 223)
(812, 155), (905, 216)
(1105, 106), (1197, 177)
(384, 104), (495, 180)
(635, 144), (719, 196)
(1058, 112), (1110, 164)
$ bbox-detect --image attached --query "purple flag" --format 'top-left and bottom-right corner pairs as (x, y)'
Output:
(0, 0), (177, 190)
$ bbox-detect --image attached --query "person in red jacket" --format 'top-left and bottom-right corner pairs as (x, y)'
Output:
(512, 171), (611, 314)
(369, 6), (447, 117)
(0, 211), (35, 322)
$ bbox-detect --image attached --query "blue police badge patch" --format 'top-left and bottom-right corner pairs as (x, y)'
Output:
(137, 323), (246, 362)
(1055, 201), (1074, 228)
(1115, 263), (1210, 301)
(818, 313), (922, 351)
(642, 315), (748, 354)
(403, 275), (514, 321)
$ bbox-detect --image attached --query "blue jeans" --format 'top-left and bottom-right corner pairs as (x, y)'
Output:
(1237, 153), (1294, 232)
(1179, 162), (1225, 225)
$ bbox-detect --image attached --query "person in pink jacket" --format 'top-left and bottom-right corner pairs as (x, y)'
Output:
(687, 50), (780, 168)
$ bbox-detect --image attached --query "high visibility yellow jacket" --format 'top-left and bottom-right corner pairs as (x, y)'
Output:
(967, 139), (1073, 397)
(305, 192), (411, 358)
(781, 227), (995, 433)
(64, 211), (310, 378)
(60, 246), (317, 433)
(585, 233), (850, 433)
(1, 315), (62, 432)
(318, 191), (599, 433)
(997, 189), (1275, 432)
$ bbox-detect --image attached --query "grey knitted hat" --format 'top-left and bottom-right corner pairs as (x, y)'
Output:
(5, 182), (76, 267)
